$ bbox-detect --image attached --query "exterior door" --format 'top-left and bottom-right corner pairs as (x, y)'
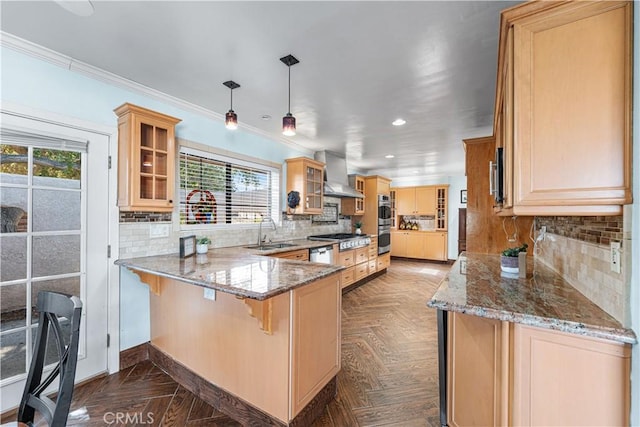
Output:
(0, 113), (110, 412)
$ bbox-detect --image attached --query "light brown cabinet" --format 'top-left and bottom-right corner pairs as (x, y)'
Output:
(447, 312), (631, 426)
(376, 252), (391, 271)
(271, 249), (309, 262)
(285, 157), (324, 215)
(391, 231), (447, 261)
(114, 103), (181, 212)
(396, 187), (436, 215)
(495, 1), (632, 215)
(342, 175), (365, 215)
(424, 232), (447, 261)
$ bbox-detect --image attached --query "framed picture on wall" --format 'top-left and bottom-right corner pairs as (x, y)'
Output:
(460, 190), (467, 204)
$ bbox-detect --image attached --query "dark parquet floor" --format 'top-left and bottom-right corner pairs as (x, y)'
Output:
(3, 259), (450, 427)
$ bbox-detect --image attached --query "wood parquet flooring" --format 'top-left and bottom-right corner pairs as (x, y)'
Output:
(2, 259), (449, 426)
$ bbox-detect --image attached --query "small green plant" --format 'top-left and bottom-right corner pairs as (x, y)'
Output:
(197, 236), (211, 245)
(354, 221), (363, 229)
(501, 243), (528, 257)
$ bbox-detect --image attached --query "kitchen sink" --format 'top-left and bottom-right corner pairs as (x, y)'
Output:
(245, 243), (298, 250)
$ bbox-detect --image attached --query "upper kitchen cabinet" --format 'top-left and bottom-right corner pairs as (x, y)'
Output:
(495, 1), (632, 216)
(114, 103), (181, 212)
(396, 186), (436, 215)
(342, 174), (365, 215)
(285, 157), (325, 215)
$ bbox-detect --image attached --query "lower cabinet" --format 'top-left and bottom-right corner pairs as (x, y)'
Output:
(512, 324), (631, 427)
(391, 231), (447, 261)
(447, 312), (631, 427)
(447, 312), (507, 427)
(271, 249), (309, 261)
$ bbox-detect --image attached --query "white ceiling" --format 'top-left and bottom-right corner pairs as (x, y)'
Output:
(0, 1), (520, 180)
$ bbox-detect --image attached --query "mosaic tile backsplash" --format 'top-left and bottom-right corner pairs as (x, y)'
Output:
(534, 216), (629, 326)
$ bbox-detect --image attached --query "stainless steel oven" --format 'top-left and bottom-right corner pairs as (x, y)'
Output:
(378, 194), (392, 227)
(378, 226), (391, 255)
(378, 195), (391, 254)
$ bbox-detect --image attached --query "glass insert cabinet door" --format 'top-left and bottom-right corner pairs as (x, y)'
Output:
(114, 103), (181, 212)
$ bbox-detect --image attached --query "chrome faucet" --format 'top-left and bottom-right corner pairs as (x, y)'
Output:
(257, 215), (277, 246)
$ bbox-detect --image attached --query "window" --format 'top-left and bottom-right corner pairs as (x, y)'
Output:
(179, 147), (280, 227)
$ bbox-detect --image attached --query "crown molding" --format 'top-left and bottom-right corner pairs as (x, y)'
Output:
(0, 31), (313, 156)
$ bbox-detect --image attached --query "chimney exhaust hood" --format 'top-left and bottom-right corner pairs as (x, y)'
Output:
(314, 151), (364, 199)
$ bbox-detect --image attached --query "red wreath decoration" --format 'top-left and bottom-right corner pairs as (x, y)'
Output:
(186, 189), (217, 224)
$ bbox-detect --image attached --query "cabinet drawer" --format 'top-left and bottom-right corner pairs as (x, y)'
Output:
(377, 253), (391, 270)
(368, 259), (377, 274)
(368, 244), (378, 260)
(272, 249), (309, 261)
(338, 250), (356, 267)
(355, 262), (368, 281)
(341, 266), (355, 288)
(355, 247), (369, 264)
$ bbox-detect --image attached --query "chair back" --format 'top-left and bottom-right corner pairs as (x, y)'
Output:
(18, 291), (82, 427)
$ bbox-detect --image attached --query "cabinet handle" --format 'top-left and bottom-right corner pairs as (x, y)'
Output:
(489, 161), (495, 196)
(168, 199), (173, 203)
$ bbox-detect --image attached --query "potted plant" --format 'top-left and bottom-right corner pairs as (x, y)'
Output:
(196, 236), (211, 254)
(500, 243), (527, 273)
(354, 221), (363, 235)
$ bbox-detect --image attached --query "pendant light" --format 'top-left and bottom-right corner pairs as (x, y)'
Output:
(280, 54), (299, 136)
(223, 80), (240, 130)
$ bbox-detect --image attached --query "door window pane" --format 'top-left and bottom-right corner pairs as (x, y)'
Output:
(1, 283), (26, 332)
(0, 187), (27, 234)
(0, 144), (28, 185)
(1, 235), (27, 281)
(32, 148), (81, 189)
(31, 277), (80, 325)
(33, 189), (80, 232)
(0, 329), (27, 380)
(32, 235), (80, 277)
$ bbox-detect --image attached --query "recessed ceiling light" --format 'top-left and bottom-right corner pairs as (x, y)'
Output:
(385, 154), (395, 159)
(261, 115), (272, 121)
(392, 118), (406, 126)
(413, 170), (419, 174)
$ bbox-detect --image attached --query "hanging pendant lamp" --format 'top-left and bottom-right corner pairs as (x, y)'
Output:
(223, 80), (240, 130)
(280, 54), (299, 136)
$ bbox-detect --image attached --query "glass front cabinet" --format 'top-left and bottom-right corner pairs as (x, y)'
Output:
(285, 157), (324, 214)
(114, 103), (181, 212)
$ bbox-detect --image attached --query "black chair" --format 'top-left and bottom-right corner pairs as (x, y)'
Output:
(18, 291), (82, 427)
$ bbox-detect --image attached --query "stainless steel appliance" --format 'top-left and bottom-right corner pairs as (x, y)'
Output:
(309, 244), (334, 264)
(308, 233), (371, 252)
(377, 195), (391, 255)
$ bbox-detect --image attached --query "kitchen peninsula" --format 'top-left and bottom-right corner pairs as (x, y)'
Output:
(115, 242), (344, 426)
(428, 253), (636, 426)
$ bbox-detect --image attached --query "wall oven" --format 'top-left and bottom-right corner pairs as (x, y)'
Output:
(378, 195), (391, 255)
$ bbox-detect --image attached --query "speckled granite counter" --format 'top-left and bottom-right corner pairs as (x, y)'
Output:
(115, 239), (343, 301)
(427, 252), (636, 344)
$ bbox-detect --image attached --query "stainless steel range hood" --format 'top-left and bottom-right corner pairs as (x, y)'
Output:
(314, 151), (363, 198)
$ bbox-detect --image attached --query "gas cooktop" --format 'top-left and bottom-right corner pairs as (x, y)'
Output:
(308, 233), (367, 239)
(308, 233), (371, 251)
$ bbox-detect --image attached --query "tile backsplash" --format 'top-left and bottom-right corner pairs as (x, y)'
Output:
(118, 197), (352, 259)
(534, 216), (629, 326)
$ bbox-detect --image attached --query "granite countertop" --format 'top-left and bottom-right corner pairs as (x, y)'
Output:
(427, 252), (636, 344)
(115, 239), (343, 301)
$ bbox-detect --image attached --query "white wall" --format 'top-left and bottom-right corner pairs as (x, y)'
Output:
(391, 175), (467, 260)
(1, 44), (312, 351)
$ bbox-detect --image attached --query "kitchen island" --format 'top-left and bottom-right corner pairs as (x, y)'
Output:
(115, 242), (344, 426)
(428, 252), (636, 426)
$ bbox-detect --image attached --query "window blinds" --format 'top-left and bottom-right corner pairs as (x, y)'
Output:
(179, 148), (279, 226)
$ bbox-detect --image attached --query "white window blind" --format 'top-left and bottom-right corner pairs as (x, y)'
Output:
(179, 147), (279, 227)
